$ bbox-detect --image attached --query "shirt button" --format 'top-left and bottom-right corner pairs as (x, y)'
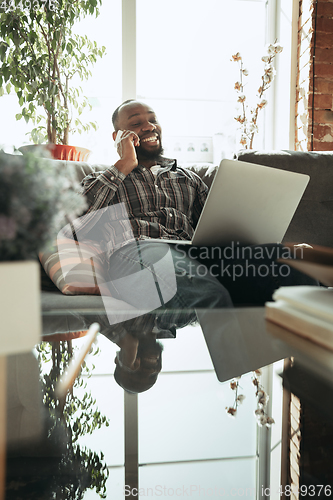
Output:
(110, 175), (115, 180)
(142, 167), (146, 171)
(155, 185), (158, 188)
(169, 214), (173, 217)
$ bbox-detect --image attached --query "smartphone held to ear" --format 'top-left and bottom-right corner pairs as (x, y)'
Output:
(114, 130), (139, 157)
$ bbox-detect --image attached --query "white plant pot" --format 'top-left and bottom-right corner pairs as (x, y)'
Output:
(0, 261), (41, 356)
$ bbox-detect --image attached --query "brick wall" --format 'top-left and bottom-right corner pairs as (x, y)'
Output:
(295, 0), (333, 150)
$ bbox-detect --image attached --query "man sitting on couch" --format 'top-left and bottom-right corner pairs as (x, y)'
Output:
(76, 99), (315, 309)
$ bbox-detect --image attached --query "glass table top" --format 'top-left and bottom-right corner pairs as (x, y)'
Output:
(4, 301), (333, 499)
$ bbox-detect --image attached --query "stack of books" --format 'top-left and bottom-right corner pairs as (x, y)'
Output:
(265, 286), (333, 351)
(265, 243), (333, 350)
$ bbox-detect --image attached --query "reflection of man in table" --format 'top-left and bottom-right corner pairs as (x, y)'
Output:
(103, 309), (197, 393)
(80, 100), (315, 309)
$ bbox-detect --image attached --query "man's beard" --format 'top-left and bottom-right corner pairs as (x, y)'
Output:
(137, 338), (163, 371)
(135, 141), (164, 161)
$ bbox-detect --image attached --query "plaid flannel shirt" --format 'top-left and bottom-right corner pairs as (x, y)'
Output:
(74, 156), (208, 258)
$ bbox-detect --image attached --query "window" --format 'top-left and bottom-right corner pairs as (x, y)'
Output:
(136, 0), (268, 163)
(0, 0), (293, 163)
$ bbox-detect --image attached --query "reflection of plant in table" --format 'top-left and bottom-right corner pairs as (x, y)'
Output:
(36, 340), (109, 499)
(47, 441), (109, 500)
(231, 42), (283, 149)
(225, 369), (275, 427)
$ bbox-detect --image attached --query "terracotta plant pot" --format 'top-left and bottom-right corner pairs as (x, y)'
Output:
(19, 144), (91, 162)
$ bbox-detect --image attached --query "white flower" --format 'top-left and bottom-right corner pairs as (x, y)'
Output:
(257, 99), (268, 109)
(265, 66), (275, 77)
(237, 94), (246, 103)
(242, 68), (249, 76)
(261, 55), (270, 63)
(237, 394), (246, 404)
(258, 415), (268, 426)
(273, 44), (283, 54)
(248, 122), (258, 134)
(267, 42), (283, 55)
(267, 44), (275, 55)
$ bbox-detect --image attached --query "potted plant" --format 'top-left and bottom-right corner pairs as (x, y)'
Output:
(0, 0), (106, 161)
(0, 150), (87, 355)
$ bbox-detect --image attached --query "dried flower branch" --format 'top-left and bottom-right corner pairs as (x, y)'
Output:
(252, 369), (275, 427)
(225, 369), (275, 428)
(231, 41), (283, 149)
(225, 378), (245, 417)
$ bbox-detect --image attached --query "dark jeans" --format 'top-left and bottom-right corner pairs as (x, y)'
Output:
(106, 241), (317, 310)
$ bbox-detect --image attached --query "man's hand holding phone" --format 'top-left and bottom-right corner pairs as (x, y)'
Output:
(114, 130), (140, 176)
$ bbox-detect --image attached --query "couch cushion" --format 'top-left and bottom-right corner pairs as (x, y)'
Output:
(236, 150), (333, 248)
(39, 238), (109, 296)
(183, 163), (217, 188)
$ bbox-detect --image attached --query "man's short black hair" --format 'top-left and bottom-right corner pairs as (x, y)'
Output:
(112, 99), (136, 130)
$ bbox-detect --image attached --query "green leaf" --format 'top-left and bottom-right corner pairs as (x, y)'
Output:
(6, 82), (11, 94)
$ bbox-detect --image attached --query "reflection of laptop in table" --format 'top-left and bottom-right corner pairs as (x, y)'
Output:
(167, 159), (310, 246)
(196, 308), (293, 382)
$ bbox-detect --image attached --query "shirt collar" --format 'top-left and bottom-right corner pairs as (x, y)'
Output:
(138, 156), (177, 171)
(157, 156), (177, 170)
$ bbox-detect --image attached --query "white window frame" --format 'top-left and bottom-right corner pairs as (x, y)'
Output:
(121, 0), (296, 151)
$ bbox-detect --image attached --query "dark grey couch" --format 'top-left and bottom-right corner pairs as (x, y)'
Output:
(41, 150), (333, 334)
(68, 150), (333, 247)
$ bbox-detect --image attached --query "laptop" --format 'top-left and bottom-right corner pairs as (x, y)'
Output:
(167, 158), (310, 246)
